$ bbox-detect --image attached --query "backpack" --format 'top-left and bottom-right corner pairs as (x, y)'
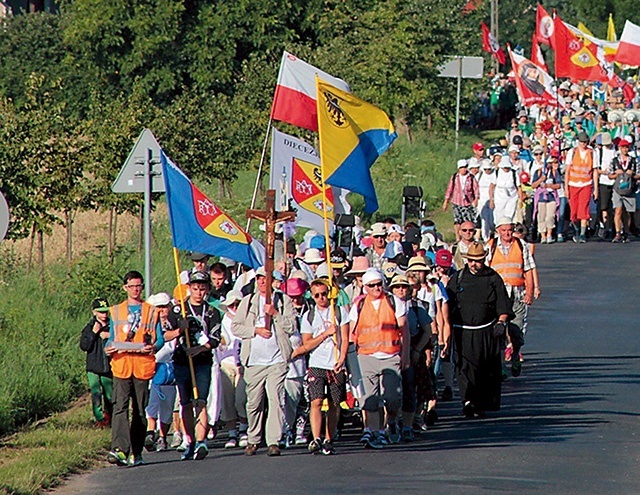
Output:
(612, 157), (636, 197)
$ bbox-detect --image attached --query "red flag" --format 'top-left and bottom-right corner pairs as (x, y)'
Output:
(606, 69), (636, 105)
(462, 0), (482, 13)
(481, 22), (506, 65)
(531, 33), (549, 73)
(536, 4), (555, 48)
(509, 48), (564, 108)
(553, 14), (608, 82)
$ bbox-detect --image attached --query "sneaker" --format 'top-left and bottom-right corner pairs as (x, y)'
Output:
(378, 431), (390, 446)
(266, 444), (281, 457)
(128, 454), (144, 467)
(412, 421), (427, 434)
(387, 423), (401, 444)
(612, 234), (623, 243)
(294, 435), (308, 445)
(170, 432), (183, 450)
(557, 234), (564, 242)
(622, 235), (630, 243)
(181, 443), (195, 461)
(441, 386), (453, 401)
(425, 408), (438, 426)
(364, 432), (384, 449)
(463, 401), (475, 418)
(156, 437), (168, 452)
(144, 431), (156, 452)
(518, 352), (524, 362)
(107, 449), (128, 466)
(504, 345), (513, 362)
(177, 437), (189, 452)
(308, 438), (322, 454)
(244, 443), (258, 456)
(401, 427), (414, 443)
(238, 433), (249, 448)
(579, 235), (586, 243)
(224, 436), (238, 449)
(194, 441), (209, 460)
(511, 360), (522, 377)
(360, 430), (373, 445)
(547, 238), (555, 244)
(321, 439), (336, 455)
(207, 428), (216, 441)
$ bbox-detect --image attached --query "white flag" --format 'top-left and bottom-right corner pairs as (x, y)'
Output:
(269, 129), (350, 233)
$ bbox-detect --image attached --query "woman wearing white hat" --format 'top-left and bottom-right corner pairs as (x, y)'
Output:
(490, 155), (522, 224)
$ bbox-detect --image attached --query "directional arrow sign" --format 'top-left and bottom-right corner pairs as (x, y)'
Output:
(111, 128), (166, 193)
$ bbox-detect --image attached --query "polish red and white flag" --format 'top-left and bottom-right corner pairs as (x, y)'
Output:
(270, 51), (350, 132)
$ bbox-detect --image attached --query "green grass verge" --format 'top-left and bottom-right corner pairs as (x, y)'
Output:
(0, 398), (110, 495)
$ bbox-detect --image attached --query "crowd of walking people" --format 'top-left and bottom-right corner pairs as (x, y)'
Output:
(79, 78), (640, 466)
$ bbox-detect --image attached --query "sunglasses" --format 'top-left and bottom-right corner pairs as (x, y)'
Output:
(312, 291), (328, 299)
(366, 282), (383, 288)
(533, 152), (543, 155)
(460, 228), (474, 232)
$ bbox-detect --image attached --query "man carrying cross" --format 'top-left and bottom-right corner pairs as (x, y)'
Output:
(232, 190), (297, 456)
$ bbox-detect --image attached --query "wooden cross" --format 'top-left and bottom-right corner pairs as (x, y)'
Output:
(246, 189), (295, 326)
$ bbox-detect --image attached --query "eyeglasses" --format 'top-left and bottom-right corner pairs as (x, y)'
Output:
(312, 291), (328, 299)
(366, 282), (383, 288)
(533, 152), (543, 155)
(460, 228), (474, 232)
(373, 235), (386, 239)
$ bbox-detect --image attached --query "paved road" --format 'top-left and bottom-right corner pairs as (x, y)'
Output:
(57, 241), (640, 495)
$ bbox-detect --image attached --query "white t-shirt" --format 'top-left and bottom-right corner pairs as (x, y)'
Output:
(596, 147), (616, 186)
(216, 313), (240, 366)
(301, 306), (349, 370)
(478, 171), (496, 204)
(287, 332), (306, 378)
(248, 295), (284, 366)
(349, 295), (407, 359)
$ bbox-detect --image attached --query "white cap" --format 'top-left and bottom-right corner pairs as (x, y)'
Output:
(508, 145), (520, 153)
(315, 261), (329, 278)
(496, 217), (514, 228)
(221, 290), (243, 307)
(304, 248), (324, 264)
(481, 158), (493, 170)
(362, 268), (384, 286)
(146, 292), (171, 307)
(457, 159), (468, 169)
(387, 224), (405, 236)
(500, 155), (512, 169)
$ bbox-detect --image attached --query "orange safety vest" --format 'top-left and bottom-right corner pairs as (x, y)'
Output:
(109, 301), (157, 380)
(567, 148), (594, 185)
(489, 239), (525, 287)
(355, 295), (401, 356)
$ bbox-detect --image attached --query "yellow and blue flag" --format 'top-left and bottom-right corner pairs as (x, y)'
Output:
(316, 79), (397, 213)
(161, 151), (265, 269)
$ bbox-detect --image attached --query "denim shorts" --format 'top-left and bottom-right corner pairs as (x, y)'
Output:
(174, 363), (211, 406)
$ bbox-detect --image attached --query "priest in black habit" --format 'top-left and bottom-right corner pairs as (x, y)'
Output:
(446, 241), (513, 418)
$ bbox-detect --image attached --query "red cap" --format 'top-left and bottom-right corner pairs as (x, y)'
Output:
(549, 148), (561, 158)
(472, 142), (485, 152)
(519, 171), (531, 184)
(435, 249), (453, 268)
(618, 138), (632, 147)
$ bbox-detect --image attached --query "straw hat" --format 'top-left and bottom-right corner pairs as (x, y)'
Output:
(388, 274), (410, 288)
(461, 242), (487, 261)
(345, 256), (370, 276)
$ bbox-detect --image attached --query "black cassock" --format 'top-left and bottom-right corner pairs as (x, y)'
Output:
(447, 265), (513, 412)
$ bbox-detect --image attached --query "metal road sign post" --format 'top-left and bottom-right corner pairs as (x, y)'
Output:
(112, 129), (165, 299)
(0, 191), (10, 243)
(438, 56), (484, 150)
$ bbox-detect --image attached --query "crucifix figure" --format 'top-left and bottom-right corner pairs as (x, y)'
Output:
(246, 189), (295, 328)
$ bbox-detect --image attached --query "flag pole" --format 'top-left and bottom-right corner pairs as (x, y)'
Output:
(245, 118), (273, 232)
(172, 247), (199, 400)
(315, 75), (340, 360)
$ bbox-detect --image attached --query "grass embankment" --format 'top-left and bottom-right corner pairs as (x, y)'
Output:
(0, 128), (495, 494)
